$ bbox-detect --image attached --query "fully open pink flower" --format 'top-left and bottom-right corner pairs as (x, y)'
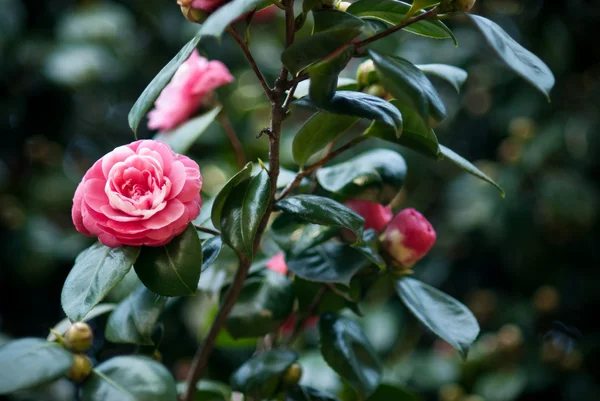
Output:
(72, 140), (202, 247)
(147, 50), (234, 132)
(345, 199), (393, 232)
(382, 208), (436, 268)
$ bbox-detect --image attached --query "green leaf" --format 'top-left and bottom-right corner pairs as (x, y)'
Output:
(105, 286), (167, 345)
(309, 45), (355, 106)
(275, 195), (365, 241)
(440, 145), (505, 197)
(177, 380), (231, 401)
(271, 214), (339, 256)
(366, 100), (440, 158)
(295, 91), (402, 133)
(319, 313), (382, 397)
(408, 0), (440, 15)
(366, 384), (419, 401)
(0, 338), (74, 394)
(293, 112), (359, 166)
(312, 9), (367, 34)
(128, 35), (203, 134)
(220, 169), (271, 258)
(81, 356), (177, 401)
(395, 277), (480, 358)
(370, 50), (446, 126)
(315, 148), (407, 204)
(225, 270), (295, 338)
(286, 242), (369, 285)
(351, 229), (386, 269)
(294, 77), (358, 99)
(468, 15), (554, 98)
(61, 243), (140, 322)
(294, 277), (361, 315)
(134, 224), (202, 297)
(416, 64), (468, 93)
(211, 162), (254, 230)
(153, 106), (221, 154)
(48, 304), (116, 341)
(347, 0), (457, 45)
(202, 236), (223, 272)
(230, 350), (298, 400)
(286, 385), (342, 401)
(198, 0), (266, 39)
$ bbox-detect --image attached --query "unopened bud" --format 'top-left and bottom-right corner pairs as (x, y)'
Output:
(439, 0), (476, 13)
(364, 84), (388, 99)
(382, 208), (436, 269)
(282, 363), (303, 385)
(65, 322), (94, 353)
(336, 1), (351, 12)
(180, 5), (208, 23)
(356, 59), (377, 88)
(67, 354), (93, 383)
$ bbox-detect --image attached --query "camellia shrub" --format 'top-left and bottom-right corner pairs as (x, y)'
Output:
(0, 0), (555, 400)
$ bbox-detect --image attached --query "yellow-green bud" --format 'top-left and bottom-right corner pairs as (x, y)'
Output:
(356, 59), (377, 88)
(363, 84), (387, 99)
(282, 363), (303, 386)
(67, 354), (93, 383)
(180, 5), (208, 23)
(65, 322), (94, 353)
(336, 1), (351, 12)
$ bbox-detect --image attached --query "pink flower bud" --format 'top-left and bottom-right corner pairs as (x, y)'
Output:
(345, 200), (393, 232)
(148, 50), (234, 132)
(382, 208), (436, 268)
(266, 252), (288, 275)
(188, 0), (226, 13)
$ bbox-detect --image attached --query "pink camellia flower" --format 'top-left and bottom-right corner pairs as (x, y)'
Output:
(72, 140), (202, 247)
(382, 208), (436, 268)
(266, 252), (288, 275)
(345, 199), (393, 232)
(147, 50), (234, 132)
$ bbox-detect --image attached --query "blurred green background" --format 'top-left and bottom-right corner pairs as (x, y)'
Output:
(1, 0), (599, 400)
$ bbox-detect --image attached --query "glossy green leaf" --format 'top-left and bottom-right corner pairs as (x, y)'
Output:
(134, 224), (202, 297)
(294, 77), (358, 99)
(319, 313), (382, 397)
(293, 112), (359, 166)
(230, 350), (298, 399)
(0, 338), (74, 394)
(128, 35), (203, 134)
(286, 385), (342, 401)
(177, 380), (231, 401)
(468, 14), (554, 98)
(395, 277), (480, 358)
(347, 0), (457, 45)
(286, 242), (369, 285)
(153, 106), (221, 154)
(370, 50), (446, 125)
(48, 303), (116, 341)
(81, 356), (177, 401)
(366, 100), (440, 158)
(271, 214), (339, 256)
(199, 0), (266, 37)
(211, 162), (254, 230)
(105, 286), (167, 345)
(220, 169), (271, 258)
(440, 145), (505, 197)
(312, 9), (368, 34)
(416, 64), (468, 93)
(316, 148), (407, 204)
(294, 277), (361, 315)
(225, 269), (295, 338)
(202, 236), (223, 272)
(366, 384), (418, 401)
(351, 229), (386, 269)
(309, 45), (354, 106)
(61, 243), (140, 322)
(408, 0), (440, 15)
(295, 91), (402, 133)
(275, 195), (365, 241)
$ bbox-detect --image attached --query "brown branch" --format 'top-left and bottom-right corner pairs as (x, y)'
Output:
(216, 111), (246, 169)
(277, 136), (367, 200)
(193, 225), (221, 236)
(285, 286), (328, 346)
(354, 8), (438, 49)
(228, 27), (273, 100)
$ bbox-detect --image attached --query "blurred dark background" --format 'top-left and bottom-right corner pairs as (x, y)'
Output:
(1, 0), (599, 400)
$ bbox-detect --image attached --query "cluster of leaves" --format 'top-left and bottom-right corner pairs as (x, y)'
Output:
(0, 0), (555, 400)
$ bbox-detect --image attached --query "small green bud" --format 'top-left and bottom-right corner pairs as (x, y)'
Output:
(67, 354), (93, 383)
(282, 363), (303, 386)
(356, 59), (377, 88)
(363, 84), (387, 99)
(180, 5), (208, 23)
(65, 322), (94, 353)
(336, 1), (351, 12)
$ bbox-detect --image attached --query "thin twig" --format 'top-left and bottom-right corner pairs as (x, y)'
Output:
(193, 225), (221, 236)
(353, 8), (438, 49)
(216, 111), (246, 169)
(277, 136), (368, 200)
(285, 286), (328, 346)
(228, 27), (273, 100)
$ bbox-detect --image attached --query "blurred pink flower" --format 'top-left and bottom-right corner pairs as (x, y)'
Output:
(148, 50), (233, 132)
(382, 208), (436, 268)
(266, 252), (288, 275)
(72, 140), (202, 247)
